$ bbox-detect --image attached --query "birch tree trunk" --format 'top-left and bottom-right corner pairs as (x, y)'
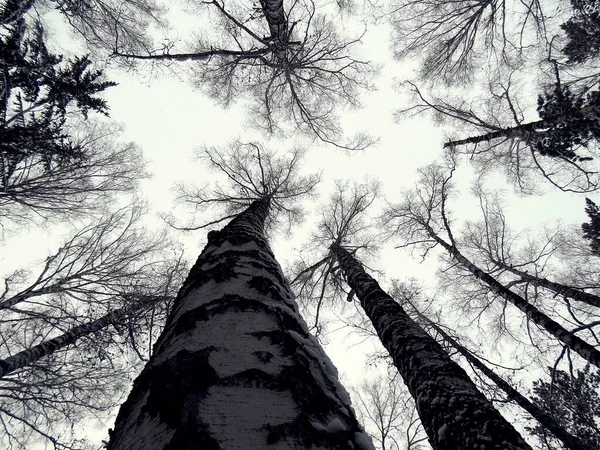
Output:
(488, 260), (600, 308)
(330, 243), (532, 450)
(0, 306), (131, 378)
(444, 105), (600, 149)
(424, 224), (600, 369)
(109, 198), (374, 450)
(259, 0), (288, 42)
(415, 310), (591, 450)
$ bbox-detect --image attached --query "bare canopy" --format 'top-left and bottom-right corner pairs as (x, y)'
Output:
(112, 0), (374, 149)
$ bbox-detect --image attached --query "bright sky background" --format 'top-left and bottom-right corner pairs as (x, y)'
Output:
(0, 1), (596, 447)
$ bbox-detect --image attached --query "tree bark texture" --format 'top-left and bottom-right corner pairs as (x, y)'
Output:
(417, 312), (592, 450)
(444, 105), (600, 149)
(259, 0), (288, 42)
(426, 226), (600, 369)
(330, 244), (532, 450)
(109, 198), (374, 450)
(0, 306), (130, 379)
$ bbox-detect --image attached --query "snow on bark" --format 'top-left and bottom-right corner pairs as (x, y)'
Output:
(0, 306), (129, 379)
(110, 198), (374, 450)
(420, 313), (592, 450)
(330, 243), (532, 450)
(425, 224), (600, 369)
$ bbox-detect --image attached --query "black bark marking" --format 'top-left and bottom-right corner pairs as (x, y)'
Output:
(165, 423), (221, 450)
(109, 348), (219, 449)
(173, 296), (304, 337)
(246, 331), (364, 446)
(141, 348), (218, 428)
(172, 306), (210, 335)
(182, 258), (237, 296)
(266, 416), (355, 449)
(248, 275), (281, 296)
(206, 229), (222, 244)
(251, 330), (300, 356)
(253, 350), (274, 363)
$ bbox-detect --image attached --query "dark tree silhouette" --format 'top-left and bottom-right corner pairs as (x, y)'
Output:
(528, 365), (600, 449)
(289, 180), (380, 337)
(582, 198), (600, 256)
(0, 17), (144, 223)
(163, 140), (320, 233)
(329, 244), (532, 450)
(352, 374), (430, 450)
(461, 189), (600, 310)
(561, 0), (600, 64)
(0, 19), (116, 162)
(446, 85), (600, 164)
(0, 294), (166, 379)
(1, 204), (173, 312)
(0, 0), (165, 55)
(0, 204), (186, 449)
(112, 0), (374, 149)
(399, 80), (600, 193)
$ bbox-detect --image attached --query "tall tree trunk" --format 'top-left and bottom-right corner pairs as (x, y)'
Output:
(330, 243), (532, 450)
(109, 198), (373, 450)
(489, 259), (600, 308)
(444, 105), (600, 149)
(424, 224), (600, 369)
(0, 306), (131, 378)
(259, 0), (288, 42)
(413, 308), (592, 450)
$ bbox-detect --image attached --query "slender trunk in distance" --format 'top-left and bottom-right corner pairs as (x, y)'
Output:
(330, 243), (532, 450)
(415, 309), (592, 450)
(425, 225), (600, 369)
(444, 105), (600, 149)
(490, 260), (600, 308)
(109, 198), (374, 450)
(0, 306), (131, 378)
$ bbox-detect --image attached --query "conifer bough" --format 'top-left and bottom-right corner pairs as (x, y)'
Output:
(109, 198), (374, 449)
(329, 243), (532, 450)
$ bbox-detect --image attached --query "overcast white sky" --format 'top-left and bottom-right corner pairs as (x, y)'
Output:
(1, 1), (596, 447)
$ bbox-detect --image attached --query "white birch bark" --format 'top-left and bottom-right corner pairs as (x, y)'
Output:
(109, 198), (374, 450)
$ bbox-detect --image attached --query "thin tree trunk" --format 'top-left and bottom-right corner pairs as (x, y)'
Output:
(110, 198), (374, 450)
(0, 286), (63, 311)
(490, 259), (600, 308)
(413, 308), (592, 450)
(425, 224), (600, 369)
(330, 243), (532, 450)
(444, 105), (600, 149)
(112, 47), (270, 61)
(0, 306), (130, 378)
